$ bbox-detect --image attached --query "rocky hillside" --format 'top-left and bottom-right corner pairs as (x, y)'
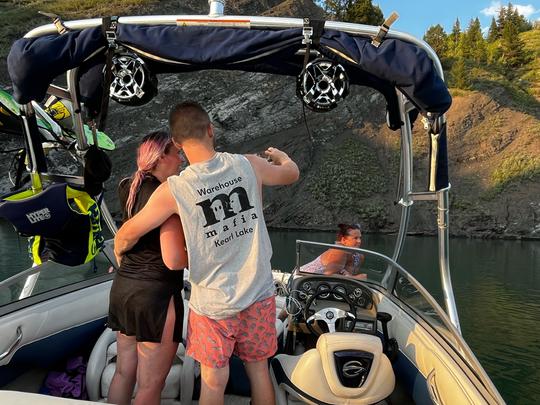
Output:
(0, 0), (538, 239)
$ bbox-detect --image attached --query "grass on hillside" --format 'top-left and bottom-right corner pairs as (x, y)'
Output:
(520, 29), (540, 100)
(306, 137), (395, 228)
(491, 152), (540, 190)
(0, 0), (155, 68)
(447, 30), (540, 197)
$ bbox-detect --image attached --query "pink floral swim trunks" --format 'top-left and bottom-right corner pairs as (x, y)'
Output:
(186, 296), (277, 368)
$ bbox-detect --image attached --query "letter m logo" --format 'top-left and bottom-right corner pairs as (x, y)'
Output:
(196, 186), (254, 227)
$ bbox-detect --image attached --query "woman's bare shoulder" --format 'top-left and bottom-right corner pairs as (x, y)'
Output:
(321, 247), (348, 263)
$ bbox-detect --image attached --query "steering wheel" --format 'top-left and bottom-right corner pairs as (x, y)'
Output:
(304, 289), (357, 335)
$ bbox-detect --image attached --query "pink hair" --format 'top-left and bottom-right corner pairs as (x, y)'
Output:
(125, 131), (172, 218)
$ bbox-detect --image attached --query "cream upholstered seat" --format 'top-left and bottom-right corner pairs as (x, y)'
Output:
(85, 327), (194, 405)
(86, 301), (196, 405)
(270, 333), (395, 405)
(86, 295), (288, 404)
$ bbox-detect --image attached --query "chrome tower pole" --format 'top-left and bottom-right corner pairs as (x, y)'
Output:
(392, 94), (415, 262)
(208, 0), (225, 17)
(438, 185), (460, 331)
(382, 94), (414, 290)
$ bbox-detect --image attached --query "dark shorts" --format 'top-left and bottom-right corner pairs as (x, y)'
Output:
(186, 296), (277, 368)
(107, 272), (184, 343)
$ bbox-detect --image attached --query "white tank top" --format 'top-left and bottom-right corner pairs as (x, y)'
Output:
(168, 152), (274, 319)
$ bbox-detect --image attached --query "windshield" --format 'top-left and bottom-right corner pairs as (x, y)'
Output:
(0, 240), (114, 309)
(296, 239), (389, 285)
(294, 239), (497, 396)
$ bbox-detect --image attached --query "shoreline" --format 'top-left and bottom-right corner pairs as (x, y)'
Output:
(266, 226), (540, 241)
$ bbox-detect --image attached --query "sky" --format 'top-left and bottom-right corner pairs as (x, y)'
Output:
(372, 0), (540, 38)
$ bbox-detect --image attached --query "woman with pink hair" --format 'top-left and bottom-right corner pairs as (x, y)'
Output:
(107, 131), (186, 405)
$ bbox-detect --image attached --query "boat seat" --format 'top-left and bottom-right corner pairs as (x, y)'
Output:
(87, 296), (287, 404)
(270, 333), (395, 405)
(86, 326), (194, 405)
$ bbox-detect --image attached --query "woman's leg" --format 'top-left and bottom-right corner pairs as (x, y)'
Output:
(107, 332), (138, 405)
(134, 297), (179, 405)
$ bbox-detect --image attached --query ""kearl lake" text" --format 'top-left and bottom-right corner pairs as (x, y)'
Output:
(214, 227), (253, 247)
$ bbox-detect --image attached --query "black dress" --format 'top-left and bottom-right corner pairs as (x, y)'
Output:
(108, 175), (184, 342)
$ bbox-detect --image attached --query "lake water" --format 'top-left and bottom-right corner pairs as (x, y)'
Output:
(1, 220), (539, 404)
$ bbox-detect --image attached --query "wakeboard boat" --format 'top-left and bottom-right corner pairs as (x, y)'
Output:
(0, 1), (504, 404)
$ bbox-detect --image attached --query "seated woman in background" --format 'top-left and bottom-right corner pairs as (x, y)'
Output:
(299, 223), (366, 279)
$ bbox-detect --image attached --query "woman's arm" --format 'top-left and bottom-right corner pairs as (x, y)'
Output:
(159, 214), (187, 270)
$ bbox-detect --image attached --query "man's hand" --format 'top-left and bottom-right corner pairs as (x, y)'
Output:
(246, 147), (299, 187)
(264, 147), (292, 165)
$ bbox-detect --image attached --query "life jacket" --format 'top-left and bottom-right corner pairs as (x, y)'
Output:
(0, 183), (104, 266)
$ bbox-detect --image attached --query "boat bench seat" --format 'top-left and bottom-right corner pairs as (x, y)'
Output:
(86, 327), (191, 405)
(87, 296), (288, 404)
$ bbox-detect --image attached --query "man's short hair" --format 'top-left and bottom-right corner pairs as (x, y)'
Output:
(169, 101), (210, 143)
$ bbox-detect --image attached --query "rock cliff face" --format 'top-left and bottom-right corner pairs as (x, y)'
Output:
(0, 0), (538, 238)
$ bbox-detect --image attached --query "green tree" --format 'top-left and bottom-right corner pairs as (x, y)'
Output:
(450, 56), (469, 89)
(324, 0), (383, 25)
(463, 18), (486, 63)
(447, 18), (462, 57)
(500, 19), (528, 70)
(487, 17), (499, 42)
(346, 0), (384, 25)
(486, 41), (501, 64)
(497, 3), (510, 33)
(423, 24), (448, 57)
(497, 2), (533, 34)
(508, 4), (533, 32)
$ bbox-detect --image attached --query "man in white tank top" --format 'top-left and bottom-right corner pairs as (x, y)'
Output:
(114, 101), (299, 405)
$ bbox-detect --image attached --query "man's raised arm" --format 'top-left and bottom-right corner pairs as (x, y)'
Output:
(114, 182), (178, 264)
(245, 147), (299, 187)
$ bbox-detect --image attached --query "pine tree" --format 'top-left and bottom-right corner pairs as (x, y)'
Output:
(500, 18), (527, 71)
(509, 5), (533, 32)
(487, 17), (499, 43)
(447, 18), (462, 57)
(486, 41), (501, 64)
(450, 57), (469, 89)
(464, 18), (486, 63)
(497, 4), (509, 33)
(323, 0), (383, 25)
(496, 2), (532, 34)
(423, 24), (448, 57)
(345, 0), (384, 25)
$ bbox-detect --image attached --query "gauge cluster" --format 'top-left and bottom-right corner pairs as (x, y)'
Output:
(294, 276), (374, 310)
(287, 274), (379, 337)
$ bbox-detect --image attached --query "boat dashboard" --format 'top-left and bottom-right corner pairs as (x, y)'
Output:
(288, 274), (378, 335)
